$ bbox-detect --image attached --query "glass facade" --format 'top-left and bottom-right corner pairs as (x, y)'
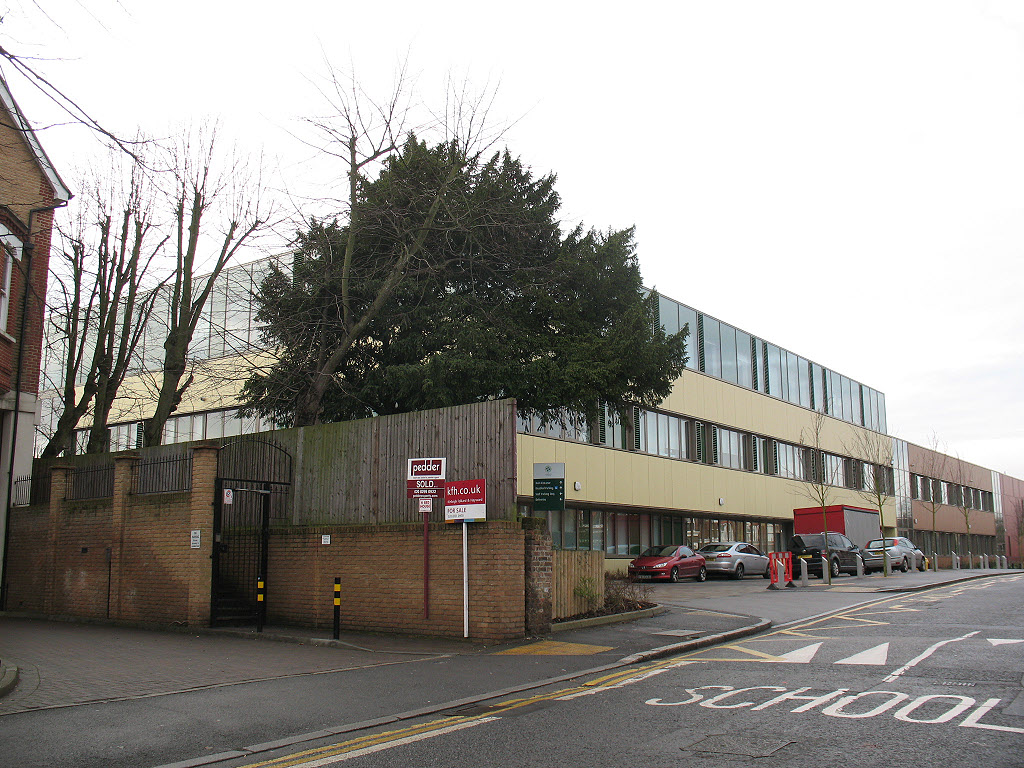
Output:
(662, 294), (887, 433)
(539, 506), (786, 557)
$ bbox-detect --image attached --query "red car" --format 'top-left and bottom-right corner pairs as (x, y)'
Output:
(628, 545), (707, 583)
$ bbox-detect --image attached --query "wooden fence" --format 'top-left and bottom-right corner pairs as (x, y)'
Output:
(552, 550), (605, 619)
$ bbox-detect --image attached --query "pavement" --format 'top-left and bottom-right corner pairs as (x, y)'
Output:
(0, 567), (1017, 754)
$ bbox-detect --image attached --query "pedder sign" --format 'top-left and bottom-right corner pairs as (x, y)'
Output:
(445, 479), (486, 522)
(407, 457), (447, 498)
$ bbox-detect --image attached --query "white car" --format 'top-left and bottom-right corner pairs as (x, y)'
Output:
(697, 541), (770, 579)
(864, 536), (926, 572)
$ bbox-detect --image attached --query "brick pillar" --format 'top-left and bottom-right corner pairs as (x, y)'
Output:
(187, 444), (219, 626)
(45, 465), (72, 614)
(523, 516), (552, 635)
(110, 453), (139, 620)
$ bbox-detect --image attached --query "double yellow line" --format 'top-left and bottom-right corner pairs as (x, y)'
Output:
(244, 663), (683, 767)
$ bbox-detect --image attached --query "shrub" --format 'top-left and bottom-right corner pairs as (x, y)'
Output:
(604, 572), (652, 613)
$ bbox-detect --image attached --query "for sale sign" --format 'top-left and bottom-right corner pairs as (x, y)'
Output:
(444, 479), (486, 522)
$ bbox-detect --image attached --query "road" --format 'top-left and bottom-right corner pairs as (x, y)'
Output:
(206, 574), (1024, 768)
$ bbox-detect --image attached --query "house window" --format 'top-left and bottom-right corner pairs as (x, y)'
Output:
(0, 233), (23, 335)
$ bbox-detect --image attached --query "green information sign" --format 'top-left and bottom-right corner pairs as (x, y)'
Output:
(533, 478), (565, 511)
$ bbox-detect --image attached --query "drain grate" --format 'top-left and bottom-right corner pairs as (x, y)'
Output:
(686, 735), (793, 757)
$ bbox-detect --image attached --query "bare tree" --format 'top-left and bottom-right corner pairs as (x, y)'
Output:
(797, 410), (844, 584)
(848, 428), (895, 539)
(1, 6), (145, 162)
(39, 149), (165, 457)
(1008, 497), (1024, 568)
(917, 433), (949, 558)
(141, 124), (271, 446)
(950, 452), (978, 564)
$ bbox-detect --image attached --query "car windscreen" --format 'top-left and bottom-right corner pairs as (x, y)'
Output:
(640, 546), (679, 557)
(792, 535), (825, 549)
(698, 544), (732, 553)
(866, 539), (897, 548)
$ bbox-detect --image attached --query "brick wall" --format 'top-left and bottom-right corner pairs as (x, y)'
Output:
(5, 456), (214, 626)
(4, 504), (49, 611)
(6, 452), (535, 640)
(523, 517), (552, 635)
(0, 101), (58, 395)
(265, 520), (527, 642)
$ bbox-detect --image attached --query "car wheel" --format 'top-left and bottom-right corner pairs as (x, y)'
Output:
(830, 558), (840, 578)
(732, 563), (745, 580)
(917, 558), (927, 572)
(762, 564), (771, 579)
(900, 558), (909, 573)
(669, 567), (679, 583)
(696, 565), (707, 582)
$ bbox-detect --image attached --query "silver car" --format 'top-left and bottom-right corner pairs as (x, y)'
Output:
(697, 541), (770, 579)
(863, 536), (926, 573)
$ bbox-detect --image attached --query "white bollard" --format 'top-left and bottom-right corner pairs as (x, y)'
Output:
(800, 558), (809, 587)
(932, 552), (939, 572)
(952, 551), (959, 569)
(883, 550), (891, 576)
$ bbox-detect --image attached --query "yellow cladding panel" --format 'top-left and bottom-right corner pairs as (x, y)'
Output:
(517, 434), (897, 528)
(659, 371), (875, 454)
(52, 351), (278, 427)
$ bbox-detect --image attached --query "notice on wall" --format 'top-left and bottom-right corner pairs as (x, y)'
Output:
(533, 462), (565, 512)
(190, 529), (201, 549)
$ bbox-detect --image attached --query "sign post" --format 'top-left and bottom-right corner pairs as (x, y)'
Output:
(408, 458), (447, 619)
(533, 463), (565, 512)
(445, 479), (486, 637)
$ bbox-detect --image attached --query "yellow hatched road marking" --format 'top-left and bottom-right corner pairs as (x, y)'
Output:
(493, 640), (612, 656)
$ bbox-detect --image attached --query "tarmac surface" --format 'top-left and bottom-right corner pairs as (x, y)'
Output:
(0, 567), (1017, 725)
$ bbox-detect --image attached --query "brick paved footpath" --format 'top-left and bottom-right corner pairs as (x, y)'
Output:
(0, 617), (462, 715)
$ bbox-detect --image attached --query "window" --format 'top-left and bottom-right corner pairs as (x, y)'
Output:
(702, 315), (722, 378)
(717, 427), (748, 470)
(678, 305), (698, 370)
(0, 231), (23, 334)
(720, 322), (738, 384)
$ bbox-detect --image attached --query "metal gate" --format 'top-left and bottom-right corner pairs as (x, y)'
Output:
(211, 437), (292, 627)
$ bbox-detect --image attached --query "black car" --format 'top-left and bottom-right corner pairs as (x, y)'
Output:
(788, 532), (865, 578)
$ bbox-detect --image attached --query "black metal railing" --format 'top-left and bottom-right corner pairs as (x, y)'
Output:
(66, 464), (114, 500)
(11, 475), (31, 506)
(131, 453), (193, 494)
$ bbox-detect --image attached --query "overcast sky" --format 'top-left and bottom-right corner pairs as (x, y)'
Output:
(3, 0), (1023, 478)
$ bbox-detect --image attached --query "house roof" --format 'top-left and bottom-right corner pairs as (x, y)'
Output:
(0, 70), (72, 203)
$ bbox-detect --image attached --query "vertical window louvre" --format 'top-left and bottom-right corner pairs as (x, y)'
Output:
(750, 335), (759, 390)
(808, 361), (816, 410)
(695, 421), (704, 463)
(632, 406), (641, 451)
(771, 439), (779, 475)
(598, 402), (607, 445)
(696, 313), (706, 372)
(761, 342), (770, 395)
(751, 436), (759, 472)
(711, 426), (719, 465)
